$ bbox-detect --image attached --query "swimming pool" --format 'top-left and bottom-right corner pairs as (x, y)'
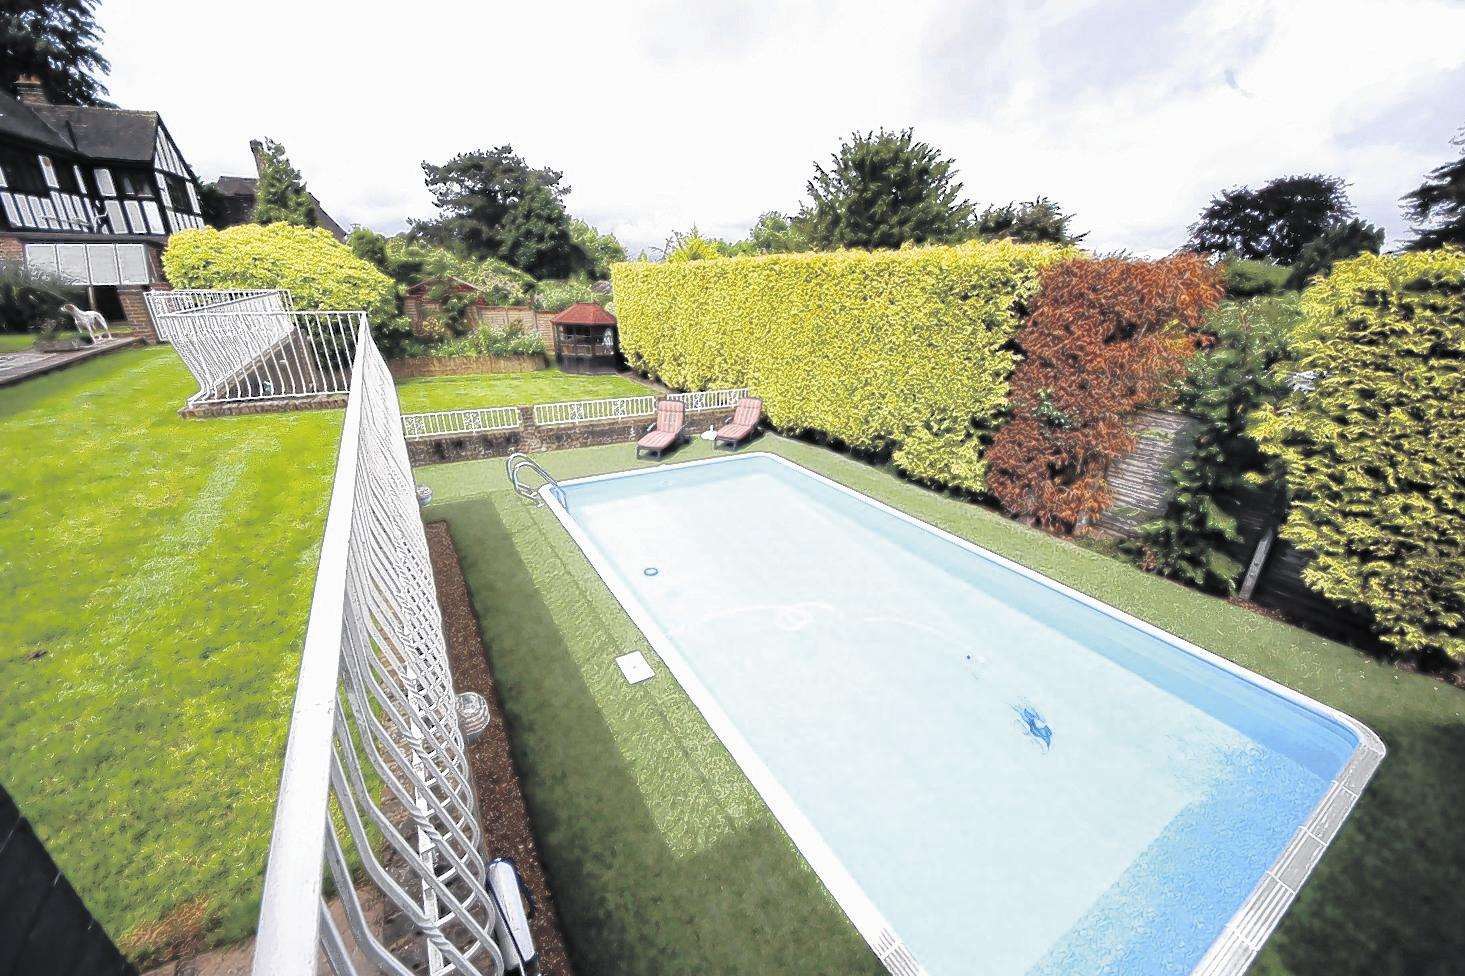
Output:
(541, 453), (1383, 976)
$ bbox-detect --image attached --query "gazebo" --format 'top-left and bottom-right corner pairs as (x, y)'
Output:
(551, 302), (621, 374)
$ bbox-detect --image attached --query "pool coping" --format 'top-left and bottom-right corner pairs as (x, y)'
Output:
(539, 450), (1386, 976)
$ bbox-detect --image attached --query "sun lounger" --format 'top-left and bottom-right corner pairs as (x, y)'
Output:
(714, 397), (763, 449)
(637, 399), (687, 459)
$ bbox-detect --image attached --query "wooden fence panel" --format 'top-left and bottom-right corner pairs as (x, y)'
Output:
(1099, 410), (1374, 648)
(1095, 409), (1201, 536)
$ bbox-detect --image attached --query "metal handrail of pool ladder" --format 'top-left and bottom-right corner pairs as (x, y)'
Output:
(507, 452), (566, 508)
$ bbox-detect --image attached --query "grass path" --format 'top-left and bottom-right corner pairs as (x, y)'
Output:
(420, 435), (1465, 976)
(0, 347), (340, 964)
(394, 368), (649, 413)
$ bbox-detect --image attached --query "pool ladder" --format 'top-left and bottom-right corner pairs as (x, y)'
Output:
(507, 452), (566, 507)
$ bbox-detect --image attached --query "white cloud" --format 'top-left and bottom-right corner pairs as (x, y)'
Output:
(99, 0), (1465, 258)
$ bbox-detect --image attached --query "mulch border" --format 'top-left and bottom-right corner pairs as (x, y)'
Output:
(425, 521), (577, 976)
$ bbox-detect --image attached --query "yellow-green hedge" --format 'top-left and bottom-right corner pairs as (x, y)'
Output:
(163, 224), (399, 325)
(611, 240), (1069, 490)
(1252, 248), (1465, 661)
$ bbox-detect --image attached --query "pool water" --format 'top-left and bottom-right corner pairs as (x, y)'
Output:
(546, 453), (1382, 976)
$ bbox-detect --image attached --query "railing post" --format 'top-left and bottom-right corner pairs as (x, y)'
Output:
(250, 319), (369, 976)
(517, 405), (540, 452)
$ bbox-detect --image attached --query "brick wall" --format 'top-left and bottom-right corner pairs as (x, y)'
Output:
(406, 404), (740, 466)
(388, 354), (546, 379)
(117, 287), (159, 343)
(0, 233), (23, 263)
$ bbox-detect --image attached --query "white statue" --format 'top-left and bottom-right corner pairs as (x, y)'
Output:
(60, 304), (112, 343)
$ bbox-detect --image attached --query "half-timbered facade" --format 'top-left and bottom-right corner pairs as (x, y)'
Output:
(0, 77), (207, 338)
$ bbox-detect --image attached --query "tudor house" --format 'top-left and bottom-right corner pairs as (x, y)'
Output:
(0, 76), (208, 339)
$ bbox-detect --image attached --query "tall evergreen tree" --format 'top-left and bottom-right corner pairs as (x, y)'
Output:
(252, 139), (316, 228)
(1402, 130), (1465, 251)
(569, 219), (627, 279)
(802, 129), (973, 250)
(1133, 297), (1299, 593)
(1, 0), (110, 106)
(1188, 175), (1356, 264)
(971, 196), (1086, 245)
(747, 211), (811, 253)
(411, 146), (589, 279)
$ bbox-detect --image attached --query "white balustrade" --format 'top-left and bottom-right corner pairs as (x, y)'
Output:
(252, 314), (505, 976)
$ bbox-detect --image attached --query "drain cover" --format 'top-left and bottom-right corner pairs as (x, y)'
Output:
(616, 651), (655, 684)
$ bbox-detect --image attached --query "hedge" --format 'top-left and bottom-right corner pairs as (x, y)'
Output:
(611, 240), (1069, 491)
(1252, 248), (1465, 662)
(163, 225), (409, 353)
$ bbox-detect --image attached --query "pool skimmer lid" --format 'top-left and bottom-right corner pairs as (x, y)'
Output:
(616, 651), (655, 685)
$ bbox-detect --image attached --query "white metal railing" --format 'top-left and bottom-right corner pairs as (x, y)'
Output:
(531, 394), (658, 427)
(402, 407), (523, 440)
(146, 289), (295, 342)
(530, 387), (748, 428)
(157, 300), (361, 408)
(399, 388), (749, 439)
(669, 387), (748, 412)
(253, 313), (506, 976)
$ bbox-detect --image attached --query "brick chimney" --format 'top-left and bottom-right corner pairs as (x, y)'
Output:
(249, 139), (268, 176)
(14, 75), (49, 106)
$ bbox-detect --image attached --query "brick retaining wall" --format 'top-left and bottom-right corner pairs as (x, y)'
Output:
(388, 354), (546, 379)
(406, 404), (739, 465)
(118, 286), (159, 343)
(180, 395), (348, 419)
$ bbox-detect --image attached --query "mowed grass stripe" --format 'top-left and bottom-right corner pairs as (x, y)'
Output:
(0, 347), (341, 964)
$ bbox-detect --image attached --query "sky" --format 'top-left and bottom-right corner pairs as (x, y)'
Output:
(99, 0), (1465, 259)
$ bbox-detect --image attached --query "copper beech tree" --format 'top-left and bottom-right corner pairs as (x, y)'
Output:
(987, 254), (1224, 533)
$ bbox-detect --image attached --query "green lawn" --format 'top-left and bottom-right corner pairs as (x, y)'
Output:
(0, 332), (35, 352)
(394, 367), (650, 413)
(0, 347), (340, 964)
(419, 435), (1465, 976)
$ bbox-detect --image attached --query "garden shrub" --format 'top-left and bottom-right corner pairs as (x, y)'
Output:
(433, 326), (544, 358)
(364, 232), (533, 307)
(1133, 295), (1301, 592)
(987, 254), (1223, 532)
(1221, 256), (1289, 297)
(612, 240), (1069, 491)
(0, 260), (81, 332)
(533, 278), (608, 313)
(164, 224), (412, 355)
(1251, 248), (1465, 661)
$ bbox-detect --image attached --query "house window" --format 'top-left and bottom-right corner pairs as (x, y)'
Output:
(115, 169), (156, 198)
(38, 155), (59, 189)
(165, 174), (196, 214)
(53, 162), (82, 195)
(0, 149), (48, 195)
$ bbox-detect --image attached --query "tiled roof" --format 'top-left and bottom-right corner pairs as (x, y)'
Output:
(552, 302), (616, 326)
(0, 90), (72, 152)
(27, 104), (159, 162)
